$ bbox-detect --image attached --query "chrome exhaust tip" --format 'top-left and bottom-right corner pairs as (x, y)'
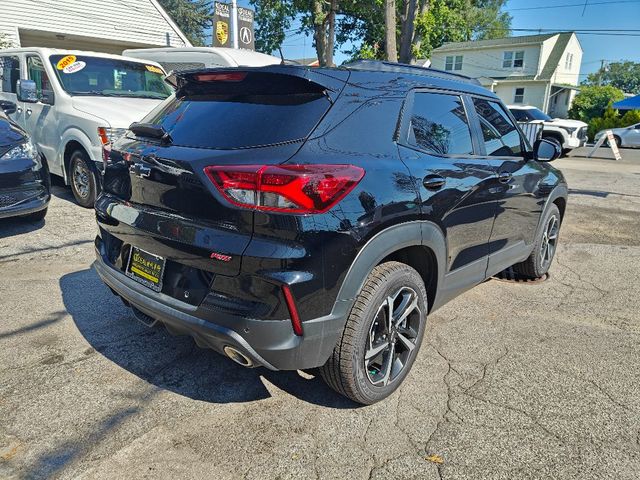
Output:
(223, 345), (253, 367)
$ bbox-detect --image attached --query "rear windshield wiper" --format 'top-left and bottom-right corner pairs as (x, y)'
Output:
(129, 122), (172, 145)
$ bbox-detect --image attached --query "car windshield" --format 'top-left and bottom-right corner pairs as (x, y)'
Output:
(49, 54), (173, 99)
(527, 108), (552, 121)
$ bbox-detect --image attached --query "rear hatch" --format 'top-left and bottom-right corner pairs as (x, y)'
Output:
(99, 66), (349, 279)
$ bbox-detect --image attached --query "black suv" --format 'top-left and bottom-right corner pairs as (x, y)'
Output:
(94, 61), (567, 404)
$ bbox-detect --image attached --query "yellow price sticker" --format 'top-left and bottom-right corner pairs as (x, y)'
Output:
(145, 65), (164, 74)
(56, 55), (76, 70)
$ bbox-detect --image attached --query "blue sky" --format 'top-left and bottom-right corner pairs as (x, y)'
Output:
(210, 0), (640, 78)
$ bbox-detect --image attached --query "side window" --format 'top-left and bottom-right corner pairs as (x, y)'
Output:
(407, 92), (474, 156)
(510, 109), (527, 122)
(0, 56), (20, 93)
(473, 98), (523, 157)
(27, 55), (54, 99)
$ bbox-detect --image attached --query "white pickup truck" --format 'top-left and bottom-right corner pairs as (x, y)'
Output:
(508, 105), (588, 155)
(0, 48), (172, 207)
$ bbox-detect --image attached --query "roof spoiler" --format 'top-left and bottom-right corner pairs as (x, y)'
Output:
(165, 66), (350, 102)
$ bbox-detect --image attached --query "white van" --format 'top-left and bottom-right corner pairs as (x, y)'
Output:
(0, 48), (173, 206)
(122, 47), (281, 72)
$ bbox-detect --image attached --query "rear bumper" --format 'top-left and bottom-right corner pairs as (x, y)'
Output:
(94, 248), (345, 371)
(0, 187), (50, 219)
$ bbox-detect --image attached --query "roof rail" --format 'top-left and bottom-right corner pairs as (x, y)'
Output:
(342, 60), (481, 86)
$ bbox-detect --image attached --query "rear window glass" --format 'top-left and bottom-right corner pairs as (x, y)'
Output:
(145, 73), (331, 149)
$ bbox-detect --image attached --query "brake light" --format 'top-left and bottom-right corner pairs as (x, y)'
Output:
(204, 164), (365, 214)
(194, 72), (247, 82)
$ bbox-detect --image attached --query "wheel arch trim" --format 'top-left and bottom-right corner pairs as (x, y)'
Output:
(331, 221), (446, 319)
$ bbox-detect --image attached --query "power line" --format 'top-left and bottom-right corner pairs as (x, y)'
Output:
(508, 0), (640, 11)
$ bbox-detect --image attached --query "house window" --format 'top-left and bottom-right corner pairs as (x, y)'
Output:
(565, 53), (573, 70)
(514, 87), (525, 103)
(503, 51), (524, 68)
(445, 55), (463, 71)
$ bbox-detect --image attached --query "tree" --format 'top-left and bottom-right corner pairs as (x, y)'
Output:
(385, 0), (398, 61)
(157, 0), (211, 46)
(252, 0), (510, 65)
(568, 85), (625, 123)
(342, 0), (511, 62)
(0, 33), (12, 49)
(584, 61), (640, 95)
(252, 0), (338, 66)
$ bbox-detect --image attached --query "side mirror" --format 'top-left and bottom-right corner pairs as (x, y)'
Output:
(16, 79), (38, 103)
(0, 100), (17, 115)
(533, 138), (561, 162)
(40, 90), (55, 106)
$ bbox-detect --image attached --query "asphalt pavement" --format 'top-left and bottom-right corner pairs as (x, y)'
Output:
(0, 147), (639, 480)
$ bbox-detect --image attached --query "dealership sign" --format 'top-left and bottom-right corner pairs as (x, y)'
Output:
(213, 2), (231, 47)
(212, 2), (255, 50)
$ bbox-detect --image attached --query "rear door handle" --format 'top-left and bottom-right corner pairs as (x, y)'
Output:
(498, 171), (512, 184)
(423, 175), (446, 190)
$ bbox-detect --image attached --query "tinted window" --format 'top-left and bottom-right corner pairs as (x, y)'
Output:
(408, 92), (473, 156)
(27, 56), (54, 99)
(49, 55), (172, 99)
(473, 98), (523, 157)
(0, 56), (20, 93)
(146, 82), (331, 149)
(510, 109), (529, 122)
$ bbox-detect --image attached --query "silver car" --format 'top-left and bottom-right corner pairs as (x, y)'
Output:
(594, 123), (640, 148)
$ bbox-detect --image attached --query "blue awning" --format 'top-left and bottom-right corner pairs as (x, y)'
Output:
(613, 95), (640, 110)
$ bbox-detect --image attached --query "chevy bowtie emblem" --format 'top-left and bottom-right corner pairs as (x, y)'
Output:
(129, 163), (151, 178)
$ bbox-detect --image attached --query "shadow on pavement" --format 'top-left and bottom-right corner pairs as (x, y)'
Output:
(60, 267), (357, 409)
(0, 215), (45, 239)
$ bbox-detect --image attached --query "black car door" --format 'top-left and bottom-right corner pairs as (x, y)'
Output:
(468, 96), (547, 277)
(397, 90), (497, 303)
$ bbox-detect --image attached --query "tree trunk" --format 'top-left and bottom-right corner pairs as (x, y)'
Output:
(326, 0), (337, 66)
(384, 0), (398, 62)
(399, 0), (418, 63)
(412, 0), (430, 56)
(312, 0), (327, 66)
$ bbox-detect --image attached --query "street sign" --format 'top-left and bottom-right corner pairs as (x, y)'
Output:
(588, 130), (622, 161)
(237, 7), (255, 50)
(212, 2), (231, 48)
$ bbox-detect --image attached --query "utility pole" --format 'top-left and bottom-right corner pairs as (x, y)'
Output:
(598, 59), (608, 86)
(231, 0), (239, 49)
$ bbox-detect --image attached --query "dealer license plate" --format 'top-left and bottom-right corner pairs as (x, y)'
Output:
(125, 246), (166, 292)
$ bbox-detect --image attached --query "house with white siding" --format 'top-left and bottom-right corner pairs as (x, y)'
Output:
(431, 32), (583, 118)
(0, 0), (191, 55)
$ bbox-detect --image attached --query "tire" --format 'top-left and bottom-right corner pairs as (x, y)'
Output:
(513, 204), (561, 278)
(606, 136), (622, 148)
(69, 150), (98, 208)
(23, 207), (47, 222)
(319, 261), (428, 405)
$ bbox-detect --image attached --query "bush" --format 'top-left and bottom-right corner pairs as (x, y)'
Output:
(569, 85), (625, 123)
(588, 107), (640, 140)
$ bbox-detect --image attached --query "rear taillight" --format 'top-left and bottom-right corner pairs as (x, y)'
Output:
(204, 164), (365, 214)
